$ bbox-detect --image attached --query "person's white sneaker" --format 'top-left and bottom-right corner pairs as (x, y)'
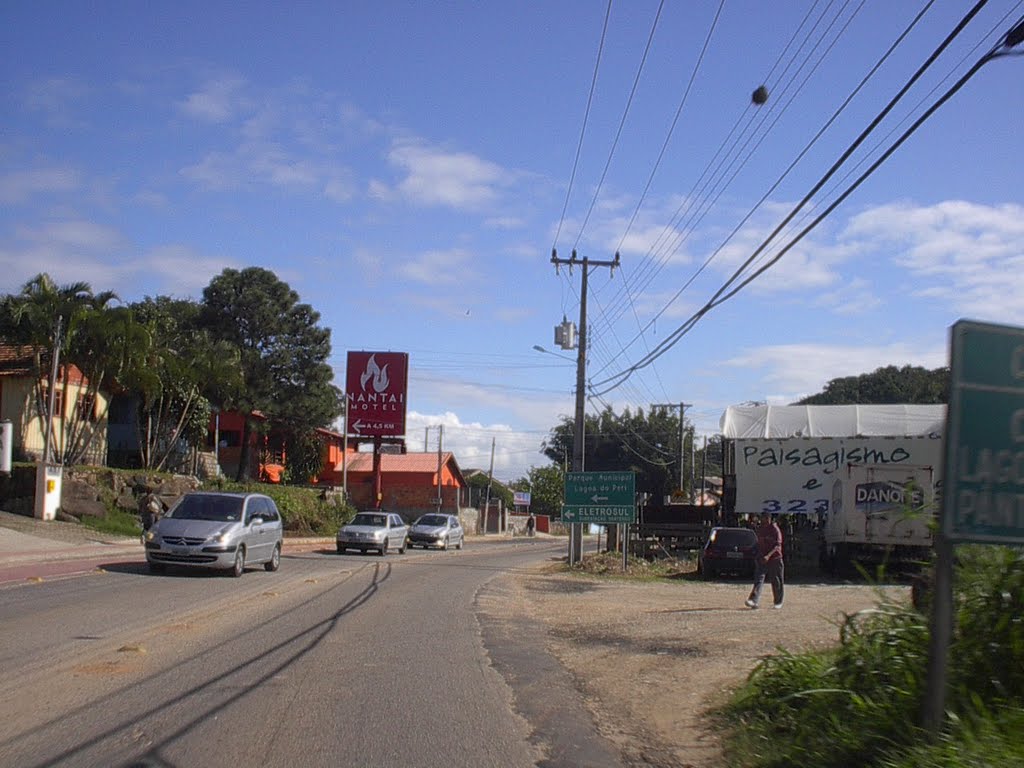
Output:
(745, 598), (758, 609)
(773, 602), (784, 609)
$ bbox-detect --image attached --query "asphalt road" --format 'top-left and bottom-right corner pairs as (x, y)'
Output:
(0, 538), (608, 768)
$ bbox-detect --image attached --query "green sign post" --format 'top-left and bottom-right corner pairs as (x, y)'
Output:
(925, 319), (1024, 735)
(562, 471), (635, 524)
(943, 319), (1024, 544)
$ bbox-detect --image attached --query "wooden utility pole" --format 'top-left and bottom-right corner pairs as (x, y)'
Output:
(551, 249), (620, 565)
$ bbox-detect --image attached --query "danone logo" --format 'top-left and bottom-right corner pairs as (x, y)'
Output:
(346, 351), (409, 438)
(855, 481), (924, 508)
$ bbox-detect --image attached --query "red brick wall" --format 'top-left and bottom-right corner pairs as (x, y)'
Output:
(347, 481), (459, 518)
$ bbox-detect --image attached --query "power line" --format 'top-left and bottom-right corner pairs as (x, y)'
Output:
(572, 0), (667, 250)
(592, 2), (1021, 396)
(591, 0), (930, 379)
(551, 0), (614, 252)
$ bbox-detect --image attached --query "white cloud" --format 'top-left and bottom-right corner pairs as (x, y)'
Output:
(382, 140), (509, 209)
(324, 176), (356, 203)
(181, 140), (350, 197)
(484, 216), (525, 230)
(843, 200), (1024, 321)
(720, 341), (947, 404)
(24, 77), (90, 120)
(0, 218), (229, 301)
(0, 168), (80, 203)
(177, 76), (249, 123)
(397, 248), (476, 286)
(709, 203), (857, 295)
(19, 219), (123, 251)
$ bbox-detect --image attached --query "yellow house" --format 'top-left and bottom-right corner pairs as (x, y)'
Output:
(0, 345), (109, 466)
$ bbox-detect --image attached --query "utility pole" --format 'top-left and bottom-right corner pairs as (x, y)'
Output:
(42, 315), (63, 466)
(435, 425), (444, 510)
(652, 402), (691, 499)
(552, 248), (620, 565)
(483, 436), (495, 535)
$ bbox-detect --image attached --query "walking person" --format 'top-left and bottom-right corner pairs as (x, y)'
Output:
(526, 513), (536, 537)
(746, 512), (784, 609)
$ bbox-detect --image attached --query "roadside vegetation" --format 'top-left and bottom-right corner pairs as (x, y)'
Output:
(715, 545), (1024, 768)
(201, 478), (356, 536)
(74, 466), (356, 538)
(564, 549), (693, 580)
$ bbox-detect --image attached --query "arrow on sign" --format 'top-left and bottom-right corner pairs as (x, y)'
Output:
(351, 419), (365, 433)
(590, 494), (609, 503)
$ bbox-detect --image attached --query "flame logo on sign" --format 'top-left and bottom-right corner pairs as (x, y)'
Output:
(360, 354), (390, 393)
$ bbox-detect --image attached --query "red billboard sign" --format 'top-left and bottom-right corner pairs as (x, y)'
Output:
(345, 351), (409, 438)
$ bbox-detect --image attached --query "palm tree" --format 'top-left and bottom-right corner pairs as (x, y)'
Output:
(1, 273), (125, 464)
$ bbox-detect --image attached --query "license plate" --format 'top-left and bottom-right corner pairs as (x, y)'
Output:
(172, 546), (191, 555)
(726, 552), (743, 559)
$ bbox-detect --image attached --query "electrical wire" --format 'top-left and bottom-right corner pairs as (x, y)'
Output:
(572, 0), (667, 251)
(592, 0), (928, 377)
(592, 1), (1019, 396)
(551, 0), (614, 253)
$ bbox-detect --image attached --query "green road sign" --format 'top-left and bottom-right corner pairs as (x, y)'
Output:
(943, 319), (1024, 544)
(562, 471), (636, 524)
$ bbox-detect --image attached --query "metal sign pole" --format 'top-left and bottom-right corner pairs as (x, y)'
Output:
(922, 532), (953, 733)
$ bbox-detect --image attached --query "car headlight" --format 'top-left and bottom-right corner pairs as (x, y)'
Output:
(373, 530), (386, 540)
(210, 530), (231, 544)
(144, 530), (156, 542)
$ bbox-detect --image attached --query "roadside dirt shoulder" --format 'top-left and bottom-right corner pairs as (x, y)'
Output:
(506, 567), (907, 768)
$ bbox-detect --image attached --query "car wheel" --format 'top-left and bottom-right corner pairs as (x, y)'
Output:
(441, 536), (449, 551)
(265, 543), (281, 572)
(230, 547), (245, 578)
(337, 544), (345, 555)
(379, 539), (389, 557)
(148, 561), (165, 574)
(456, 536), (463, 550)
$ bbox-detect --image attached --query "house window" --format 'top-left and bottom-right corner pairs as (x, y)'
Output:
(77, 392), (99, 422)
(40, 385), (65, 418)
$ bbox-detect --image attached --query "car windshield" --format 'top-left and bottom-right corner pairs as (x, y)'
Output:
(712, 529), (756, 547)
(351, 513), (387, 527)
(416, 515), (447, 526)
(167, 495), (243, 522)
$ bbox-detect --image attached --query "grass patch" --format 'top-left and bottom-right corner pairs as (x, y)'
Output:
(79, 506), (142, 538)
(565, 550), (693, 581)
(715, 545), (1024, 768)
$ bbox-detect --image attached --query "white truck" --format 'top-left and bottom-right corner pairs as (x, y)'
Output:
(822, 463), (936, 574)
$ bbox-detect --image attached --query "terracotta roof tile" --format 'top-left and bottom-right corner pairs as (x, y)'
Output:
(0, 344), (40, 376)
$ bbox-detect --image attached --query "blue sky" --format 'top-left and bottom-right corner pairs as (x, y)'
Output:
(3, 1), (1022, 482)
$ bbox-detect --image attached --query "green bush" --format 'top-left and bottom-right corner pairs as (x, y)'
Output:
(718, 545), (1024, 768)
(199, 478), (355, 536)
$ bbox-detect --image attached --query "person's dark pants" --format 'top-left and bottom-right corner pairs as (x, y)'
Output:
(749, 557), (784, 606)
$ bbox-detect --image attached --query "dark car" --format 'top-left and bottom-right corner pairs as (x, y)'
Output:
(697, 526), (758, 579)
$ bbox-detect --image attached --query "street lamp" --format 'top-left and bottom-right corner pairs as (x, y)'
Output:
(532, 344), (575, 362)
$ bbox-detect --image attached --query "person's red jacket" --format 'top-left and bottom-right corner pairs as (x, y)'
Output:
(756, 521), (783, 562)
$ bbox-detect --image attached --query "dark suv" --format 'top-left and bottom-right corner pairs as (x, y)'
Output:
(697, 526), (758, 579)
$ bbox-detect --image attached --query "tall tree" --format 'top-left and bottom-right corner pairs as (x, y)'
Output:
(511, 465), (565, 519)
(0, 273), (131, 464)
(127, 296), (243, 471)
(199, 267), (342, 481)
(796, 365), (950, 405)
(541, 405), (681, 500)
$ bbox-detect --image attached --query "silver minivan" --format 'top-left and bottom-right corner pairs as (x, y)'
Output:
(144, 491), (284, 577)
